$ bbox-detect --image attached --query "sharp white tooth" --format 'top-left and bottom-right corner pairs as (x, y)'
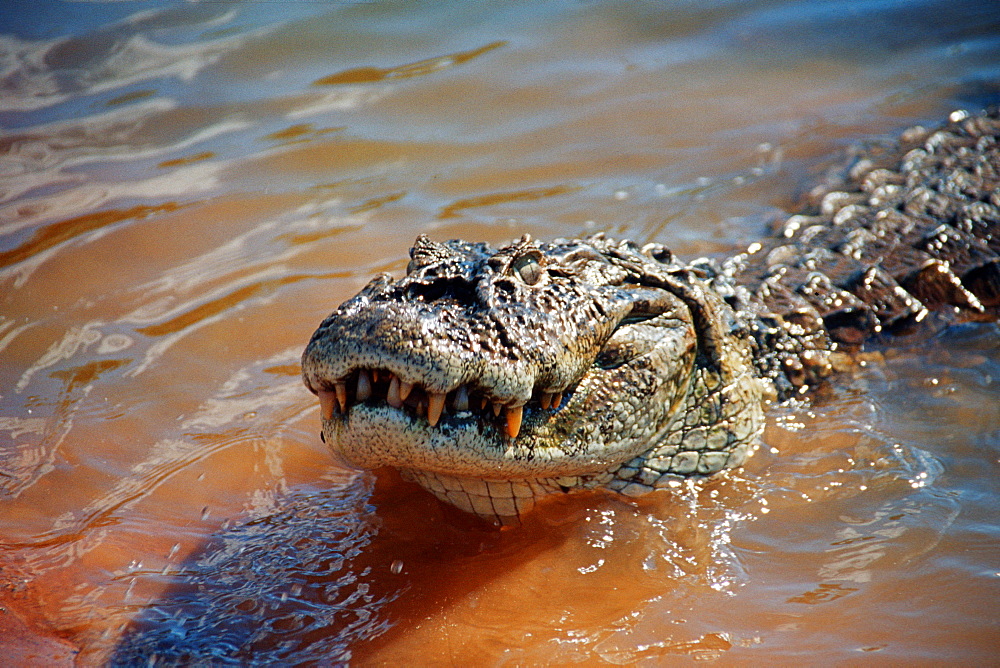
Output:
(453, 385), (469, 411)
(506, 405), (523, 438)
(356, 370), (372, 402)
(387, 376), (402, 408)
(540, 392), (553, 410)
(493, 402), (502, 417)
(427, 393), (446, 426)
(334, 381), (348, 412)
(399, 380), (414, 401)
(318, 391), (336, 420)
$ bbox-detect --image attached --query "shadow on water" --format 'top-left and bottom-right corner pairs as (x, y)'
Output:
(106, 450), (773, 665)
(108, 467), (584, 665)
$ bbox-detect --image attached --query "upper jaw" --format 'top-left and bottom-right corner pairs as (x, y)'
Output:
(300, 284), (633, 440)
(300, 303), (599, 442)
(300, 294), (664, 446)
(301, 291), (612, 397)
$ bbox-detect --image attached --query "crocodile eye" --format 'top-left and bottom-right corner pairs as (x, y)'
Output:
(511, 252), (543, 285)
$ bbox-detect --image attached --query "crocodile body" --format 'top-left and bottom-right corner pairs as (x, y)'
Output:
(302, 109), (1000, 522)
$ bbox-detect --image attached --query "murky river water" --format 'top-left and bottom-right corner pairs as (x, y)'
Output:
(2, 1), (999, 664)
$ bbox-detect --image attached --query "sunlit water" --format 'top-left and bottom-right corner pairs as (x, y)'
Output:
(1, 1), (998, 664)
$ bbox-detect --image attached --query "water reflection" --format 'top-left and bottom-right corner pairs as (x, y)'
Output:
(0, 3), (242, 114)
(312, 40), (506, 86)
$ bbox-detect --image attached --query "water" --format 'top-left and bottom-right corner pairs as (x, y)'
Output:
(1, 0), (998, 664)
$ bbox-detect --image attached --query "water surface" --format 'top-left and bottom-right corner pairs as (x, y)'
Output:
(1, 0), (998, 664)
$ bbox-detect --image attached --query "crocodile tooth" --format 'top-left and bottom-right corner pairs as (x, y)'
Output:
(356, 370), (372, 402)
(427, 392), (446, 427)
(334, 381), (348, 412)
(506, 405), (523, 438)
(539, 392), (553, 410)
(387, 375), (403, 408)
(371, 369), (379, 383)
(453, 385), (469, 411)
(318, 390), (336, 420)
(493, 402), (503, 417)
(551, 392), (562, 409)
(399, 380), (414, 401)
(480, 396), (489, 410)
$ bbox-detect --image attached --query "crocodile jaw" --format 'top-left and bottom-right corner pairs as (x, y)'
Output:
(317, 323), (697, 480)
(302, 234), (758, 521)
(313, 312), (700, 523)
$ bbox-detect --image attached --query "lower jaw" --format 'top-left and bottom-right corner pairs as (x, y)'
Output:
(400, 468), (615, 523)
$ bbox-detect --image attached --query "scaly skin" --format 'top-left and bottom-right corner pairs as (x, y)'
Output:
(302, 109), (1000, 522)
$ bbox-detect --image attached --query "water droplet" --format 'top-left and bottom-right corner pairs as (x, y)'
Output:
(390, 559), (403, 574)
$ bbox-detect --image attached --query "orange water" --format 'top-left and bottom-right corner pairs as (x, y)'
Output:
(1, 1), (998, 664)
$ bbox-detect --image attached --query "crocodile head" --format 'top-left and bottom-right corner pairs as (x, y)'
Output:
(302, 233), (763, 522)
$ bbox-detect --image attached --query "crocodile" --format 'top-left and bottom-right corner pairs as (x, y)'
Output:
(302, 109), (1000, 523)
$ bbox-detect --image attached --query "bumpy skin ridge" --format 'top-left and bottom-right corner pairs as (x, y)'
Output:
(302, 109), (1000, 522)
(721, 108), (1000, 398)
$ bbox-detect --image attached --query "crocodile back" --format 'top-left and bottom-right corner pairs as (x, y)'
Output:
(722, 109), (1000, 395)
